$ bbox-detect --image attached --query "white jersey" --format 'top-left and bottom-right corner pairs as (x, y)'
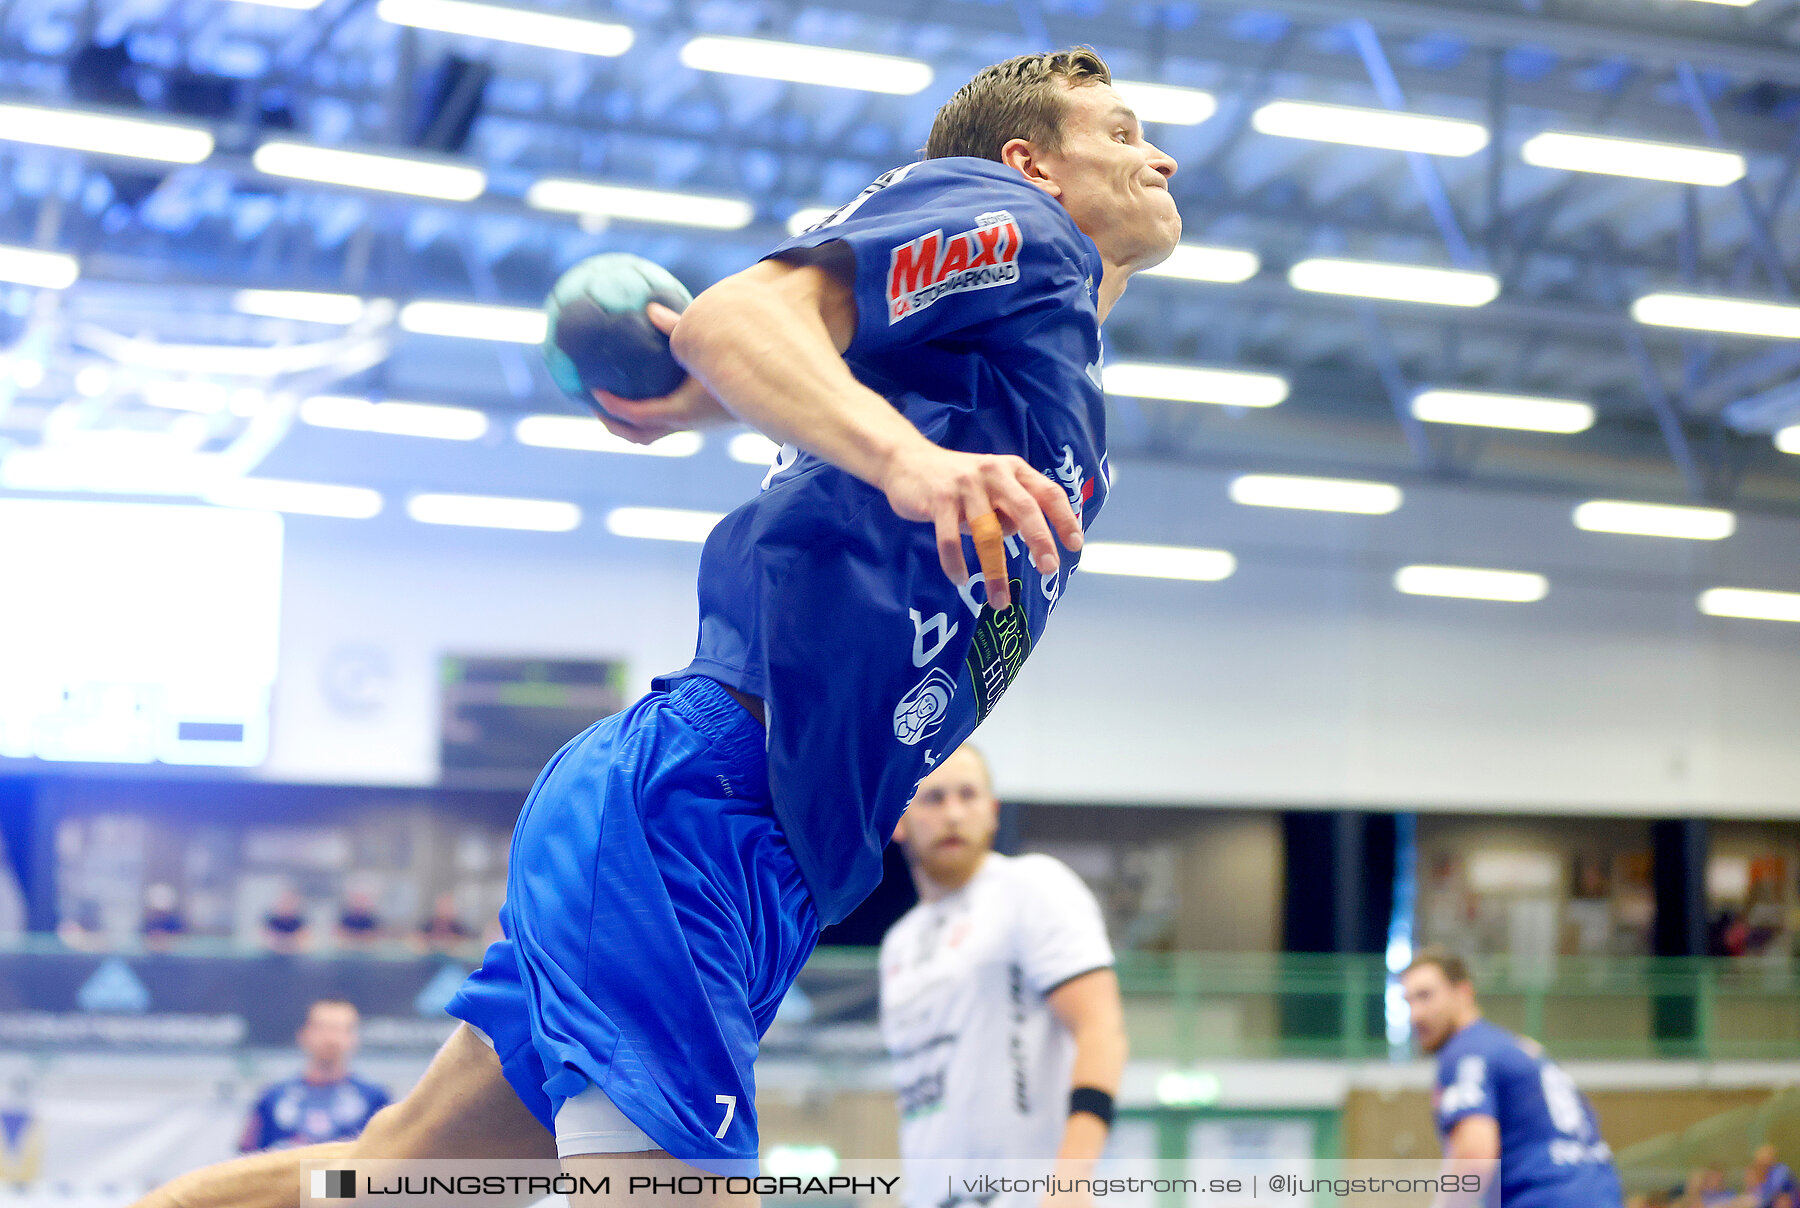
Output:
(879, 853), (1114, 1204)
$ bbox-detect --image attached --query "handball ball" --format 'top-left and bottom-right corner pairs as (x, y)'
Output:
(542, 253), (693, 403)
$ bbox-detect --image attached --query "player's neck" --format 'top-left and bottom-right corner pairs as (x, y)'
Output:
(913, 851), (990, 902)
(1096, 263), (1130, 323)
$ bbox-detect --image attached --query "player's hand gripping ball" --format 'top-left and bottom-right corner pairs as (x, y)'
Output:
(541, 253), (693, 413)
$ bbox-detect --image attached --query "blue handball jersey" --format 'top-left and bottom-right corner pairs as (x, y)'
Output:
(240, 1074), (389, 1151)
(655, 157), (1108, 926)
(1434, 1019), (1623, 1208)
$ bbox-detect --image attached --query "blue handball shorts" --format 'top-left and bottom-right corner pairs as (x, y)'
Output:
(446, 676), (820, 1175)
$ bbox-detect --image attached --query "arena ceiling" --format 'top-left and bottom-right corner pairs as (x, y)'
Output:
(3, 0), (1800, 513)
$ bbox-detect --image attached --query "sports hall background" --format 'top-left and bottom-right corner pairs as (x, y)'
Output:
(0, 0), (1798, 1202)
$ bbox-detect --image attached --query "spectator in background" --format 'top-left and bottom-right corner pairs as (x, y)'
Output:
(335, 886), (383, 949)
(415, 892), (473, 955)
(240, 998), (389, 1152)
(1683, 1166), (1736, 1208)
(261, 886), (310, 954)
(1747, 1144), (1796, 1208)
(1710, 911), (1750, 958)
(140, 883), (187, 953)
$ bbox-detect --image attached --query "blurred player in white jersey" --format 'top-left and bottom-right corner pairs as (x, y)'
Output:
(880, 745), (1126, 1207)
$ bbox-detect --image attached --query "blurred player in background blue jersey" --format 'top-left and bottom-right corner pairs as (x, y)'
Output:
(136, 46), (1179, 1208)
(1402, 948), (1625, 1208)
(240, 999), (389, 1153)
(1747, 1144), (1797, 1208)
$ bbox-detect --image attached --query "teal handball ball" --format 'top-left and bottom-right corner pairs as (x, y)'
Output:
(542, 253), (693, 403)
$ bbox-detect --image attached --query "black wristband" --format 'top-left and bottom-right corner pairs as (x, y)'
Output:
(1068, 1087), (1115, 1127)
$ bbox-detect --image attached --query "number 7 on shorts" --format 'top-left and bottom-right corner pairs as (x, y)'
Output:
(714, 1094), (736, 1139)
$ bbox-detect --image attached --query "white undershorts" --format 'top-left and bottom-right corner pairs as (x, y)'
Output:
(467, 1024), (657, 1157)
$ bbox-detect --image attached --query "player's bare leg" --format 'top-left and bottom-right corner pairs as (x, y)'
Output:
(563, 1153), (758, 1208)
(129, 1024), (554, 1208)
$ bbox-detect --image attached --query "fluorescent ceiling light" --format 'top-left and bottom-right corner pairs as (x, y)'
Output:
(0, 102), (213, 164)
(1573, 500), (1735, 541)
(1252, 100), (1488, 156)
(1143, 244), (1260, 284)
(786, 206), (835, 237)
(1229, 473), (1402, 515)
(253, 141), (485, 201)
(232, 289), (366, 324)
(1290, 258), (1499, 307)
(300, 395), (489, 440)
(1411, 388), (1595, 434)
(233, 0), (324, 7)
(9, 357), (45, 389)
(0, 244), (78, 290)
(1114, 81), (1217, 126)
(526, 179), (753, 231)
(1699, 587), (1800, 623)
(606, 505), (724, 543)
(1079, 542), (1236, 582)
(1104, 362), (1289, 407)
(1776, 424), (1800, 455)
(206, 477), (383, 519)
(74, 365), (111, 397)
(1523, 132), (1746, 186)
(408, 492), (580, 532)
(679, 36), (932, 95)
(398, 300), (547, 343)
(1395, 564), (1548, 603)
(1631, 293), (1800, 339)
(728, 432), (783, 464)
(514, 414), (701, 457)
(376, 0), (633, 55)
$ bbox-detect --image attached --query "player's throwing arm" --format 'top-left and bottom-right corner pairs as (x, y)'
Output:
(669, 258), (1082, 611)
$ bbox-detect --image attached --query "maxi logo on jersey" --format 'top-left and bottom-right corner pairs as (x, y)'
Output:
(887, 210), (1023, 324)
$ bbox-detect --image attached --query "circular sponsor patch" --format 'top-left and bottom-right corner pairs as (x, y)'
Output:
(893, 668), (955, 746)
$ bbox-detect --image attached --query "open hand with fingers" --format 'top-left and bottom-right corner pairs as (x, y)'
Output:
(877, 443), (1084, 610)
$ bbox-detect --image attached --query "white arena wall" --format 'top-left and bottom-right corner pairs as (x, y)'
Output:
(260, 458), (1800, 815)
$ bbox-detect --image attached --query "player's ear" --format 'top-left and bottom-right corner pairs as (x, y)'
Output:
(892, 814), (909, 844)
(1001, 138), (1061, 198)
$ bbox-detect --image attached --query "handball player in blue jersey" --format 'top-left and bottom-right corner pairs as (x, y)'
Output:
(1401, 948), (1625, 1208)
(135, 46), (1178, 1208)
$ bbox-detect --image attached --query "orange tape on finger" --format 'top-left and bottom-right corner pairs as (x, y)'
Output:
(969, 511), (1007, 598)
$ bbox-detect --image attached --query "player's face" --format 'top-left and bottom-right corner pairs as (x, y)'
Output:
(299, 1003), (360, 1066)
(896, 748), (1000, 889)
(1400, 966), (1466, 1053)
(1038, 82), (1181, 272)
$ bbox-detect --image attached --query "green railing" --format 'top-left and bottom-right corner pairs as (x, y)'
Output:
(7, 938), (1799, 1063)
(812, 948), (1800, 1063)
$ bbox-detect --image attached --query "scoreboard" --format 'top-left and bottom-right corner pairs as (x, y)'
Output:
(0, 499), (282, 767)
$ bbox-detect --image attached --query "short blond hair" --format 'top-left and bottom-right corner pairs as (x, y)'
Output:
(926, 47), (1112, 162)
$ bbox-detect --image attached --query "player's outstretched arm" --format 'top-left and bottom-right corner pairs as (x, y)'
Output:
(670, 257), (1082, 608)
